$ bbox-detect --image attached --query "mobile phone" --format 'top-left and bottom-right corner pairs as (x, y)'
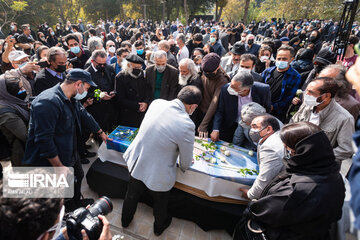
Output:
(36, 61), (49, 68)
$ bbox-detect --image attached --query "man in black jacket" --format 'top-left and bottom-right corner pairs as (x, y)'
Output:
(85, 49), (116, 133)
(34, 47), (67, 95)
(115, 54), (152, 128)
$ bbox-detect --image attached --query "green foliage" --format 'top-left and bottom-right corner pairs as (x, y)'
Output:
(11, 1), (28, 11)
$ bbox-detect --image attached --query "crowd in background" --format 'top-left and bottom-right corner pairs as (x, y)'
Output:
(1, 16), (360, 239)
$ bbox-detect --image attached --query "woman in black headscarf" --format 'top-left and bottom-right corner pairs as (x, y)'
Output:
(0, 75), (30, 166)
(244, 122), (345, 240)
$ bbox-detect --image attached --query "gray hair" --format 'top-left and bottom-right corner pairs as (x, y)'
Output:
(241, 102), (266, 124)
(176, 34), (186, 44)
(158, 40), (170, 51)
(154, 50), (167, 60)
(106, 40), (115, 47)
(232, 70), (254, 88)
(179, 58), (198, 79)
(47, 47), (67, 63)
(87, 36), (103, 53)
(91, 49), (107, 60)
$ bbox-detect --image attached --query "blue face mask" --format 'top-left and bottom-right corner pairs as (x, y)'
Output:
(136, 49), (144, 55)
(276, 60), (288, 70)
(70, 46), (81, 54)
(18, 62), (28, 68)
(51, 31), (55, 36)
(74, 84), (87, 100)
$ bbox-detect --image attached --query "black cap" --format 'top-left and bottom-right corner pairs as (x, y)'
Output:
(126, 54), (144, 64)
(231, 42), (246, 55)
(66, 69), (97, 87)
(314, 48), (337, 65)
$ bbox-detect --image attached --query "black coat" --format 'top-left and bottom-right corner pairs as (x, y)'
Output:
(115, 71), (152, 128)
(85, 65), (117, 132)
(34, 68), (66, 95)
(248, 131), (345, 240)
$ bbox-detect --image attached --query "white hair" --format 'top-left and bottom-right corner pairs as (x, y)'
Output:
(179, 58), (198, 80)
(154, 50), (167, 60)
(106, 40), (115, 47)
(241, 102), (266, 124)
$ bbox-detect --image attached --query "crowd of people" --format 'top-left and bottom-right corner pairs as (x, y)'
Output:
(1, 16), (360, 239)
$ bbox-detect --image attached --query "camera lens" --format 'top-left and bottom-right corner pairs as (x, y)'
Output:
(88, 196), (113, 217)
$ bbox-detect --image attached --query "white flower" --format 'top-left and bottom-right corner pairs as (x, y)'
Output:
(248, 150), (254, 156)
(210, 158), (217, 163)
(220, 146), (226, 151)
(224, 150), (230, 156)
(100, 92), (106, 99)
(296, 89), (303, 95)
(220, 156), (226, 163)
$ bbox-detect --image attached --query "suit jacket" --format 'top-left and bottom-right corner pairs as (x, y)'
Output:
(213, 82), (272, 131)
(106, 32), (119, 48)
(247, 131), (284, 200)
(34, 68), (66, 96)
(124, 99), (195, 191)
(145, 64), (179, 101)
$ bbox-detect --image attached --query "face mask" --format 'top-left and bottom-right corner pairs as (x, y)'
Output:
(247, 39), (254, 45)
(227, 85), (238, 96)
(17, 89), (27, 100)
(74, 84), (87, 100)
(204, 70), (217, 79)
(18, 62), (28, 68)
(249, 126), (268, 143)
(309, 36), (316, 42)
(170, 45), (176, 52)
(55, 64), (66, 73)
(260, 56), (269, 63)
(156, 65), (166, 73)
(276, 60), (288, 70)
(136, 49), (144, 55)
(109, 46), (116, 53)
(241, 37), (246, 41)
(304, 94), (323, 107)
(51, 32), (55, 36)
(11, 25), (14, 30)
(132, 68), (142, 75)
(96, 65), (106, 72)
(210, 37), (216, 43)
(40, 37), (46, 41)
(70, 46), (81, 54)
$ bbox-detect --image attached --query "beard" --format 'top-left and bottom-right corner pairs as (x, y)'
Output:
(179, 74), (191, 86)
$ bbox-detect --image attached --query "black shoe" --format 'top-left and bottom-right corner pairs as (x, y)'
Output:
(84, 150), (96, 158)
(154, 217), (172, 236)
(85, 144), (92, 149)
(81, 158), (90, 164)
(79, 198), (94, 208)
(121, 217), (132, 228)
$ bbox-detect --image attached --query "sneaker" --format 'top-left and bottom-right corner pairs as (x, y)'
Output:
(154, 217), (172, 236)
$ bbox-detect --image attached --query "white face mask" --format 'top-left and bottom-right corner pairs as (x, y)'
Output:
(74, 83), (87, 100)
(227, 85), (238, 96)
(260, 56), (269, 63)
(109, 46), (116, 53)
(304, 94), (323, 107)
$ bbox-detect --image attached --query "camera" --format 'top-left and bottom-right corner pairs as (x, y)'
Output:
(66, 196), (113, 240)
(68, 56), (81, 65)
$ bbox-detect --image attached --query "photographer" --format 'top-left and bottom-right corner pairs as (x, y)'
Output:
(0, 181), (112, 240)
(16, 24), (35, 55)
(65, 34), (91, 69)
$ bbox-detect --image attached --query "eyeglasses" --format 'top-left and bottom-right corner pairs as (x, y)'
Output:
(94, 61), (106, 67)
(108, 45), (115, 47)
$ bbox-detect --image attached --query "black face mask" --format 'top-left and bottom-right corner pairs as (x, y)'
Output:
(309, 36), (317, 42)
(204, 71), (217, 79)
(96, 65), (106, 72)
(132, 68), (142, 75)
(170, 45), (176, 52)
(55, 64), (66, 73)
(247, 39), (254, 45)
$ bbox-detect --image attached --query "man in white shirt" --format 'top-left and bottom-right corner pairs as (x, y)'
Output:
(176, 33), (189, 63)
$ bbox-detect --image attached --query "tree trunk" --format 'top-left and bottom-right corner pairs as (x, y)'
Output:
(184, 0), (188, 23)
(215, 1), (218, 22)
(243, 0), (250, 24)
(162, 0), (166, 21)
(218, 6), (224, 22)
